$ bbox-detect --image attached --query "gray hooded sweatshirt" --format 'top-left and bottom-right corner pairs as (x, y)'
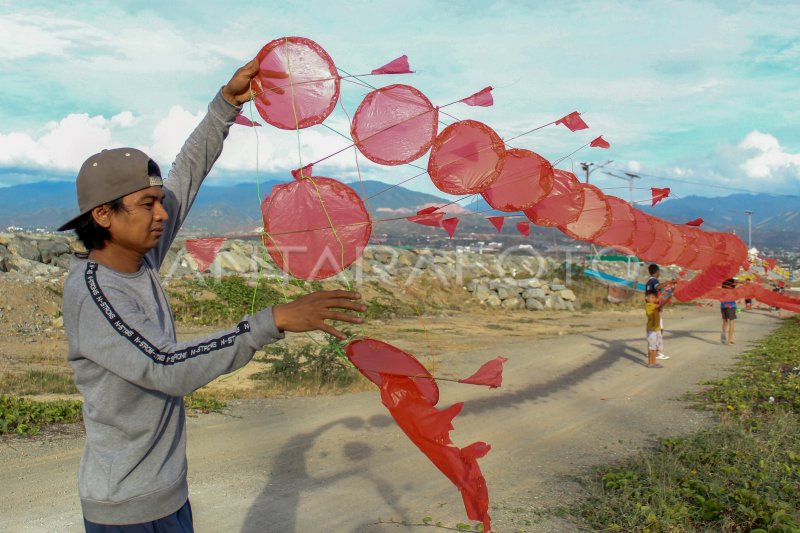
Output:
(62, 90), (283, 525)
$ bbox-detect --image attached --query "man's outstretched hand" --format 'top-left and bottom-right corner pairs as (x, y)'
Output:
(272, 290), (366, 340)
(222, 57), (288, 106)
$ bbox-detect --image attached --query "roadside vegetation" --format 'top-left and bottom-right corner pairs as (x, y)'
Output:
(565, 317), (800, 532)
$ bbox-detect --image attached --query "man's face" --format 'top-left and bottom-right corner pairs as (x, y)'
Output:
(107, 186), (168, 254)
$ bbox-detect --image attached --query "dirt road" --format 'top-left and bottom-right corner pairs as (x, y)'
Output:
(0, 308), (784, 532)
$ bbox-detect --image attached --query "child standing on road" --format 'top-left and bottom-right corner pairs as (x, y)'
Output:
(645, 290), (665, 368)
(720, 278), (737, 345)
(645, 263), (672, 360)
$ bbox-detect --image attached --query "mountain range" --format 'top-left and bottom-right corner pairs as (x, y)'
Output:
(1, 180), (797, 249)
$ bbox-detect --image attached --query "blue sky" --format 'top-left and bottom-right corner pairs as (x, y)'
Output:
(1, 0), (799, 203)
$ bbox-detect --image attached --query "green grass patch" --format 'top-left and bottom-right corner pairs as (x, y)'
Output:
(0, 395), (83, 435)
(0, 369), (78, 395)
(567, 317), (800, 532)
(168, 275), (283, 325)
(250, 331), (365, 394)
(184, 394), (226, 414)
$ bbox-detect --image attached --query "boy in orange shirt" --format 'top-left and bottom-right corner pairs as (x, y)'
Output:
(645, 290), (665, 368)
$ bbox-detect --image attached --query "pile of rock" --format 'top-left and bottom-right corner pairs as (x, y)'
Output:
(465, 276), (579, 311)
(0, 233), (76, 281)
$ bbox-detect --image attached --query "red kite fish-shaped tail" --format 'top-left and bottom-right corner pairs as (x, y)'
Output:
(379, 375), (492, 532)
(371, 55), (413, 74)
(555, 111), (588, 132)
(345, 338), (502, 532)
(685, 217), (704, 226)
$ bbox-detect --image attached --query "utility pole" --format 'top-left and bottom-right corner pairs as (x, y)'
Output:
(602, 171), (641, 205)
(579, 160), (614, 183)
(745, 210), (753, 249)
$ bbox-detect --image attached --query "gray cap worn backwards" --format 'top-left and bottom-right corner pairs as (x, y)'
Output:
(58, 148), (163, 231)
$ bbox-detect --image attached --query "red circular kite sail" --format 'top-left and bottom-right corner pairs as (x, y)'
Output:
(673, 226), (699, 268)
(659, 223), (687, 265)
(524, 169), (585, 227)
(254, 37), (340, 130)
(592, 196), (636, 251)
(427, 120), (506, 195)
(351, 84), (438, 165)
(480, 149), (554, 212)
(262, 172), (371, 280)
(638, 216), (672, 262)
(559, 183), (611, 242)
(628, 208), (655, 258)
(345, 337), (439, 405)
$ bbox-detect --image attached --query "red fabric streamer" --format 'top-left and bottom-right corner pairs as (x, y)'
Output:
(459, 357), (508, 389)
(651, 187), (670, 206)
(480, 149), (554, 212)
(371, 55), (412, 75)
(345, 338), (497, 532)
(234, 114), (262, 127)
(555, 111), (589, 132)
(590, 135), (610, 149)
(487, 216), (505, 232)
(408, 206), (444, 227)
(185, 238), (226, 272)
(428, 120), (506, 195)
(442, 217), (459, 238)
(516, 221), (530, 237)
(351, 84), (438, 165)
(685, 218), (704, 226)
(459, 86), (494, 107)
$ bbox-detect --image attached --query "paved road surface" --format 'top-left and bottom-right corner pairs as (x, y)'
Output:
(0, 308), (784, 532)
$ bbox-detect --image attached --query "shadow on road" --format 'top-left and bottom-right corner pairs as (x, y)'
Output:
(241, 414), (401, 533)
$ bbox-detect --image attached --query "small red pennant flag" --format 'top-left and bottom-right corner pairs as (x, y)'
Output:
(408, 206), (444, 227)
(555, 111), (588, 132)
(487, 216), (505, 232)
(458, 357), (508, 388)
(590, 135), (610, 149)
(441, 217), (459, 238)
(685, 218), (704, 226)
(291, 164), (314, 180)
(371, 55), (412, 75)
(516, 221), (530, 236)
(459, 86), (494, 107)
(234, 114), (262, 127)
(651, 187), (670, 206)
(185, 238), (226, 272)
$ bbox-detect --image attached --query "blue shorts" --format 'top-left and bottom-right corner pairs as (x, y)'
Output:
(84, 500), (193, 533)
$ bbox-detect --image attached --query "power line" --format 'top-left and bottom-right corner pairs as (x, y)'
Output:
(601, 167), (793, 195)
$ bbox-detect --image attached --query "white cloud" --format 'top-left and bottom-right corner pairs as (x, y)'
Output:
(628, 160), (642, 172)
(738, 131), (800, 180)
(111, 111), (136, 127)
(0, 113), (127, 170)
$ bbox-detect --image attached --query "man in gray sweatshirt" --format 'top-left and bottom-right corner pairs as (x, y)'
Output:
(59, 58), (365, 531)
